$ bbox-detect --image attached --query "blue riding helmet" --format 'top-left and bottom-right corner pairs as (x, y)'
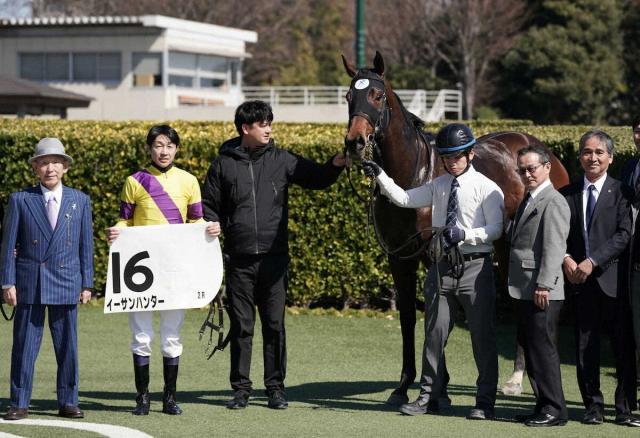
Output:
(435, 123), (476, 156)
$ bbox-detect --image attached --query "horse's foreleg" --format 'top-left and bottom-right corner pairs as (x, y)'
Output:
(386, 256), (419, 406)
(493, 236), (527, 395)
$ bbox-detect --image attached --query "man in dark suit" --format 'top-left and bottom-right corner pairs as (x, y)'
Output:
(508, 145), (570, 427)
(0, 138), (93, 421)
(620, 114), (640, 411)
(561, 129), (639, 427)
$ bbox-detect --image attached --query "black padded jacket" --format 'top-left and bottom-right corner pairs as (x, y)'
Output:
(202, 137), (343, 256)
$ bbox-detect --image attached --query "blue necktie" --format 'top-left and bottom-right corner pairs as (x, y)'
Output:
(585, 184), (596, 256)
(446, 179), (459, 227)
(586, 184), (596, 231)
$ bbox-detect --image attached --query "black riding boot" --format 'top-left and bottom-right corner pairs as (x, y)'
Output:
(162, 357), (183, 415)
(133, 357), (150, 416)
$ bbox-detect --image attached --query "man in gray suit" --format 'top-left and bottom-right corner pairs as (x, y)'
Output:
(508, 145), (570, 427)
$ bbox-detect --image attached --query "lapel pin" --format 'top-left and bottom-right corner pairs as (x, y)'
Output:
(72, 203), (77, 210)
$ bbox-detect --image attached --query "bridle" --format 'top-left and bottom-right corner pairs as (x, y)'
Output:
(344, 69), (429, 259)
(344, 70), (390, 164)
(343, 70), (465, 290)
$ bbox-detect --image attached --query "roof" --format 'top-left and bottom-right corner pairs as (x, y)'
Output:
(0, 75), (92, 114)
(0, 14), (258, 43)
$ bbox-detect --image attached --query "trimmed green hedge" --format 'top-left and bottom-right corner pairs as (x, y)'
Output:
(0, 120), (637, 307)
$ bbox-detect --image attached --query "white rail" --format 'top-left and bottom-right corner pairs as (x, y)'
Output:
(242, 86), (462, 121)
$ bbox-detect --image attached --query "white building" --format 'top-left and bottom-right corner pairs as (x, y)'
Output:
(0, 15), (257, 120)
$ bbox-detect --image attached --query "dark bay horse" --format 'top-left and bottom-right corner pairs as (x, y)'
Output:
(342, 52), (569, 405)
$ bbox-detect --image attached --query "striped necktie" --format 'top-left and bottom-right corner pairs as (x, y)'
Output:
(446, 178), (459, 227)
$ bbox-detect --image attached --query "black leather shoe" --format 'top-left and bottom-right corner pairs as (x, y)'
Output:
(133, 391), (150, 415)
(267, 390), (288, 410)
(226, 391), (250, 410)
(615, 413), (640, 427)
(581, 405), (604, 425)
(515, 413), (536, 423)
(467, 407), (495, 420)
(162, 392), (183, 415)
(3, 407), (28, 420)
(525, 413), (567, 427)
(399, 399), (429, 416)
(58, 405), (84, 419)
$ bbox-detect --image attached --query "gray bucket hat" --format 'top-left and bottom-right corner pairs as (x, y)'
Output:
(28, 138), (73, 164)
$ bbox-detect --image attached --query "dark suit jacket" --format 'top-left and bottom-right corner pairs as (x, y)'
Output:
(560, 176), (631, 297)
(620, 157), (640, 294)
(0, 185), (94, 304)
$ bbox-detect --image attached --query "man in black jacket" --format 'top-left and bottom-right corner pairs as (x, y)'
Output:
(561, 129), (639, 427)
(620, 115), (640, 412)
(203, 100), (347, 410)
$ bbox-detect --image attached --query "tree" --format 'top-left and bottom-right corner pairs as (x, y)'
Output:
(500, 0), (624, 124)
(420, 0), (528, 118)
(618, 0), (640, 124)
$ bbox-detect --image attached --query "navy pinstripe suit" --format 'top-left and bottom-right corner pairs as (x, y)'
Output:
(0, 185), (93, 408)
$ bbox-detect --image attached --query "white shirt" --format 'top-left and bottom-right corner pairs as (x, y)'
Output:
(376, 164), (504, 254)
(582, 173), (607, 232)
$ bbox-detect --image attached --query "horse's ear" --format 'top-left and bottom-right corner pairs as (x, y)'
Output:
(341, 54), (357, 78)
(373, 51), (385, 77)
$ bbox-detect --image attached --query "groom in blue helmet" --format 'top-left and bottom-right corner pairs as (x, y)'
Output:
(363, 123), (504, 420)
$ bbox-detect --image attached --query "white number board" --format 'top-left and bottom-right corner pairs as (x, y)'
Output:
(104, 223), (223, 313)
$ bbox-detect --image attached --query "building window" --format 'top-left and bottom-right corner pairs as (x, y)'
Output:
(20, 53), (45, 81)
(168, 51), (229, 89)
(169, 75), (193, 87)
(44, 53), (69, 81)
(20, 53), (68, 81)
(72, 53), (121, 81)
(19, 52), (120, 82)
(132, 53), (162, 87)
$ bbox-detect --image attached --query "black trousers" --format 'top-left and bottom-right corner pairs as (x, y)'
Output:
(574, 278), (637, 414)
(516, 299), (567, 419)
(226, 254), (288, 393)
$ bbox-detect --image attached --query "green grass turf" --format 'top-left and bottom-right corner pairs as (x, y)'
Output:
(0, 305), (637, 437)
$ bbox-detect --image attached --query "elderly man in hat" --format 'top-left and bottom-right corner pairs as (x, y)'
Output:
(0, 138), (93, 421)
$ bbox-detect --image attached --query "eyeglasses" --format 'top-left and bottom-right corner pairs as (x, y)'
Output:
(516, 163), (546, 175)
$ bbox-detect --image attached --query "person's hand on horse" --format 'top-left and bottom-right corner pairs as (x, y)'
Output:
(361, 160), (382, 178)
(443, 225), (465, 246)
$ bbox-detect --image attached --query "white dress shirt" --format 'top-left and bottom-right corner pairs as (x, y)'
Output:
(528, 178), (552, 202)
(376, 164), (504, 254)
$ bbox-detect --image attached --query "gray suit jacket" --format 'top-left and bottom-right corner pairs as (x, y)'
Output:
(508, 184), (570, 301)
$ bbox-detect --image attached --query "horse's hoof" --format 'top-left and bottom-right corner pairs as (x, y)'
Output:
(386, 392), (409, 406)
(500, 381), (523, 396)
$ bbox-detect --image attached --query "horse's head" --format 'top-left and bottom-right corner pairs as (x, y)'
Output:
(342, 51), (389, 161)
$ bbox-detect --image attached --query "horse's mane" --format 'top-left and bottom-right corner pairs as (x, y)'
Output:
(392, 91), (425, 130)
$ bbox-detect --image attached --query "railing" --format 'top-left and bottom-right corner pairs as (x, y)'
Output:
(242, 86), (462, 121)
